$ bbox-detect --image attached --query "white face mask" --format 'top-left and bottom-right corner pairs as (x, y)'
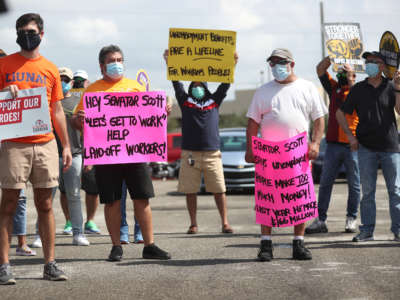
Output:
(271, 64), (290, 81)
(106, 62), (124, 79)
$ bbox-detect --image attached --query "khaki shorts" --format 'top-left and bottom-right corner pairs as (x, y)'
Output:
(0, 139), (59, 189)
(178, 150), (226, 194)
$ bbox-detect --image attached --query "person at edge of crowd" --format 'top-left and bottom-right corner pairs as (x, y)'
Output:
(306, 57), (361, 234)
(245, 48), (327, 262)
(336, 50), (400, 242)
(72, 44), (171, 261)
(163, 49), (237, 235)
(0, 49), (36, 256)
(0, 13), (72, 285)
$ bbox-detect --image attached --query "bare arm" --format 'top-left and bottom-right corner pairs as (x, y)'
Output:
(245, 118), (260, 163)
(308, 117), (324, 160)
(336, 109), (358, 151)
(51, 101), (72, 171)
(316, 56), (331, 77)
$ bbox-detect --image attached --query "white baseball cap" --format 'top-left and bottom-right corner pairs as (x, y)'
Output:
(73, 70), (89, 80)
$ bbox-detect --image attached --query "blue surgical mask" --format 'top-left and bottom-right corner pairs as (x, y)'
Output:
(192, 86), (205, 99)
(272, 64), (290, 81)
(62, 81), (71, 94)
(365, 63), (380, 78)
(106, 62), (124, 78)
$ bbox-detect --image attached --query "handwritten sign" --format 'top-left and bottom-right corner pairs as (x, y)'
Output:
(323, 23), (364, 73)
(252, 133), (317, 227)
(379, 31), (400, 80)
(0, 87), (51, 140)
(83, 91), (167, 165)
(167, 28), (236, 83)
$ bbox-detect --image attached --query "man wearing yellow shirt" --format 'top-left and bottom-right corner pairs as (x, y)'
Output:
(73, 45), (170, 261)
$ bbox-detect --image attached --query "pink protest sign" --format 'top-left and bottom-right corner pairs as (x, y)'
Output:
(83, 91), (167, 165)
(252, 132), (317, 227)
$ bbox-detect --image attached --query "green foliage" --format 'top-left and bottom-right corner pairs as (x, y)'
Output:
(219, 113), (248, 129)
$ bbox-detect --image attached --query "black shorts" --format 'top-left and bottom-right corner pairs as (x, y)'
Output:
(81, 167), (99, 195)
(94, 163), (154, 204)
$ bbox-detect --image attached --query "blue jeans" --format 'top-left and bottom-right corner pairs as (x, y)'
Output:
(12, 190), (27, 235)
(358, 145), (400, 235)
(59, 155), (83, 235)
(120, 181), (141, 237)
(318, 143), (361, 222)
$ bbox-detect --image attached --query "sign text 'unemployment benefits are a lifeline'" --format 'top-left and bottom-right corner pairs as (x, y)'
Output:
(167, 28), (236, 83)
(83, 91), (167, 165)
(252, 132), (317, 227)
(0, 87), (51, 140)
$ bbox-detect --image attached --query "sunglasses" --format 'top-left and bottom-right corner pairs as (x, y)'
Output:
(268, 60), (290, 67)
(61, 76), (71, 83)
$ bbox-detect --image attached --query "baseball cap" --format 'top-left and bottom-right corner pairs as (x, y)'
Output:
(73, 70), (89, 80)
(362, 51), (386, 63)
(59, 67), (73, 80)
(267, 48), (294, 62)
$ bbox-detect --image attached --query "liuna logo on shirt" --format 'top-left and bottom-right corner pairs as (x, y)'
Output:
(32, 119), (49, 132)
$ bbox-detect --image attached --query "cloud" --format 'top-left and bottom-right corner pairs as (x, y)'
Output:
(220, 0), (263, 30)
(62, 17), (120, 46)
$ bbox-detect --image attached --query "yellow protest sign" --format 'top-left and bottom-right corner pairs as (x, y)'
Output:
(167, 28), (236, 83)
(379, 31), (400, 79)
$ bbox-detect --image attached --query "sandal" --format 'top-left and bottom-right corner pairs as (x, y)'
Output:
(187, 225), (198, 234)
(222, 224), (233, 234)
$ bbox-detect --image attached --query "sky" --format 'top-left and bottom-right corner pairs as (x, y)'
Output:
(1, 0), (400, 100)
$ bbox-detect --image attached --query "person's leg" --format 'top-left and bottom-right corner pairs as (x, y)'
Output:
(104, 200), (122, 246)
(120, 181), (129, 243)
(214, 193), (232, 232)
(82, 167), (100, 233)
(379, 152), (400, 237)
(258, 225), (273, 262)
(60, 193), (70, 224)
(186, 193), (198, 231)
(133, 199), (153, 246)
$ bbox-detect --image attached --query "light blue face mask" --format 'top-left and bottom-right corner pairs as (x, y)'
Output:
(271, 64), (290, 81)
(192, 86), (205, 99)
(106, 62), (124, 78)
(61, 81), (71, 94)
(365, 63), (380, 78)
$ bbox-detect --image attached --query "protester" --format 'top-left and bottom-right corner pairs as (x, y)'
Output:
(0, 13), (71, 284)
(163, 49), (237, 235)
(336, 50), (400, 242)
(306, 57), (360, 234)
(73, 45), (171, 261)
(246, 48), (327, 261)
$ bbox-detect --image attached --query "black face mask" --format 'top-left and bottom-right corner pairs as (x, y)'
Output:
(16, 31), (41, 51)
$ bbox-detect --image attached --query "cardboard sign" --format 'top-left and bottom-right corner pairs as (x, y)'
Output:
(83, 91), (167, 165)
(252, 133), (317, 227)
(167, 28), (236, 83)
(379, 31), (400, 79)
(323, 23), (364, 73)
(0, 87), (51, 140)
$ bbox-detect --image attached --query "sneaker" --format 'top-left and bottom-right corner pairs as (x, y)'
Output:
(63, 220), (73, 235)
(345, 217), (357, 233)
(16, 245), (37, 256)
(108, 245), (123, 261)
(43, 261), (68, 281)
(72, 234), (90, 246)
(0, 264), (16, 285)
(134, 229), (144, 244)
(352, 232), (374, 242)
(305, 218), (328, 234)
(394, 234), (400, 242)
(120, 233), (130, 245)
(142, 244), (171, 260)
(84, 221), (100, 234)
(292, 239), (312, 260)
(31, 235), (42, 248)
(257, 240), (273, 262)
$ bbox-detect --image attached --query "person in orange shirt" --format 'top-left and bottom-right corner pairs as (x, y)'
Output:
(0, 13), (71, 284)
(73, 45), (171, 262)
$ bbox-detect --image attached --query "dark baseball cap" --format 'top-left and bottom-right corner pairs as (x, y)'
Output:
(362, 51), (386, 63)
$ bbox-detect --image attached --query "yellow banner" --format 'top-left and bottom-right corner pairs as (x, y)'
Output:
(167, 28), (236, 83)
(380, 31), (400, 80)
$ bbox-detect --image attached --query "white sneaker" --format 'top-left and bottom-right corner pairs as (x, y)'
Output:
(73, 234), (90, 246)
(31, 235), (42, 248)
(345, 217), (357, 233)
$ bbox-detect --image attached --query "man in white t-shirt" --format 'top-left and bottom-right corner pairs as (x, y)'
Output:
(245, 48), (327, 261)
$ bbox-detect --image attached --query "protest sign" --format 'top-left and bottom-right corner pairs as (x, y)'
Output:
(83, 91), (167, 165)
(252, 132), (317, 227)
(0, 87), (51, 140)
(323, 23), (364, 73)
(167, 28), (236, 83)
(379, 31), (400, 79)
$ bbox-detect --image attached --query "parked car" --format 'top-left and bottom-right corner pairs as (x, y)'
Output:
(167, 132), (182, 163)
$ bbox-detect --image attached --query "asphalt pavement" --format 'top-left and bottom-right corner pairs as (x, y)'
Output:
(1, 172), (400, 300)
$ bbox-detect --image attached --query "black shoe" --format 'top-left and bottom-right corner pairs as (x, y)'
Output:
(257, 240), (273, 262)
(292, 239), (312, 260)
(143, 244), (171, 260)
(43, 261), (68, 281)
(108, 245), (123, 261)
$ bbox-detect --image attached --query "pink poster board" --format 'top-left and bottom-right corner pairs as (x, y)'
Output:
(83, 91), (167, 165)
(252, 132), (318, 227)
